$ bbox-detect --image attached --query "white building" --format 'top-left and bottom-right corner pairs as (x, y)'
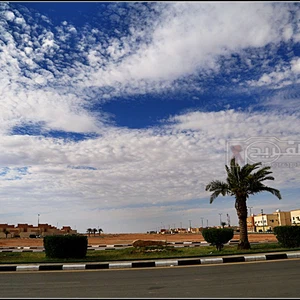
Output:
(290, 209), (300, 225)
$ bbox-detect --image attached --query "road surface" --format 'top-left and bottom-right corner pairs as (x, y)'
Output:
(0, 259), (299, 298)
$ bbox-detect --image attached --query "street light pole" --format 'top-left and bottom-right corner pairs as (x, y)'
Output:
(248, 206), (253, 217)
(261, 209), (265, 232)
(219, 213), (222, 226)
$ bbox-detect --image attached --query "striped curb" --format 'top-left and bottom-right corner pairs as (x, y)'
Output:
(0, 240), (282, 253)
(0, 252), (299, 272)
(0, 243), (205, 252)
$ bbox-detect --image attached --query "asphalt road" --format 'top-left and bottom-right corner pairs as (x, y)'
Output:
(1, 259), (299, 298)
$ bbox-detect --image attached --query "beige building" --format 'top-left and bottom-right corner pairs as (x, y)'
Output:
(274, 210), (291, 226)
(0, 223), (77, 238)
(254, 213), (280, 232)
(249, 209), (292, 232)
(247, 215), (255, 232)
(290, 209), (300, 225)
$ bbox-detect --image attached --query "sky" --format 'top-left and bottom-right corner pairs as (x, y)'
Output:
(1, 1), (300, 234)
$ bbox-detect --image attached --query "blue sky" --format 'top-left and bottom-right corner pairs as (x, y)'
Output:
(1, 1), (300, 233)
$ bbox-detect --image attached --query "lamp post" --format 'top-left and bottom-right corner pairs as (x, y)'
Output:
(248, 206), (253, 217)
(261, 209), (265, 232)
(219, 213), (222, 226)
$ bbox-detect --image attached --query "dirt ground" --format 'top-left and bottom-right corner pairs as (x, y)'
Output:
(0, 232), (278, 247)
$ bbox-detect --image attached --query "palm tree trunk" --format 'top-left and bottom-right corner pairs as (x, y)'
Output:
(235, 197), (251, 250)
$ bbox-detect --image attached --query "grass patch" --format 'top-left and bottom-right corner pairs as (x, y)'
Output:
(0, 243), (298, 264)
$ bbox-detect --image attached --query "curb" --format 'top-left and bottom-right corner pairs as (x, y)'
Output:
(0, 243), (208, 252)
(0, 251), (299, 272)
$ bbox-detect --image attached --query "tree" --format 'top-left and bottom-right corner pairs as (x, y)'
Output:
(92, 228), (97, 236)
(205, 158), (281, 250)
(221, 222), (226, 229)
(98, 228), (103, 236)
(4, 229), (10, 238)
(86, 228), (92, 236)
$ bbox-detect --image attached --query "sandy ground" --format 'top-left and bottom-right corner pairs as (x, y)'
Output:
(0, 232), (278, 247)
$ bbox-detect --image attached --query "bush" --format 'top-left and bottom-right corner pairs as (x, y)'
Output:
(44, 234), (88, 259)
(132, 240), (167, 248)
(273, 226), (300, 248)
(202, 228), (234, 251)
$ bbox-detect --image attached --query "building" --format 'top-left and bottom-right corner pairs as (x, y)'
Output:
(254, 213), (279, 232)
(0, 223), (77, 238)
(290, 209), (300, 225)
(246, 215), (255, 232)
(274, 209), (291, 226)
(252, 210), (292, 232)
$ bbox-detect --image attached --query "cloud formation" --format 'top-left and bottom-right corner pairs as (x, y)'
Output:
(0, 2), (299, 232)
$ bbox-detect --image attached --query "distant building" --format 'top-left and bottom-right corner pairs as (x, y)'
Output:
(0, 223), (77, 238)
(290, 209), (300, 225)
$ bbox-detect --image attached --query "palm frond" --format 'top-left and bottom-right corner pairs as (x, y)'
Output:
(205, 180), (229, 203)
(258, 185), (282, 200)
(240, 161), (262, 178)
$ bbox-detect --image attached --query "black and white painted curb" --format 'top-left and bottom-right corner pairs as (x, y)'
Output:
(0, 243), (205, 252)
(0, 240), (264, 253)
(0, 251), (299, 272)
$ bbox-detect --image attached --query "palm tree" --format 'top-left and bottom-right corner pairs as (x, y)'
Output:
(4, 229), (10, 238)
(86, 228), (92, 236)
(205, 158), (281, 250)
(92, 228), (97, 236)
(98, 228), (103, 236)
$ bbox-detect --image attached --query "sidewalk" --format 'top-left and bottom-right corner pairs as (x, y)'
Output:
(1, 250), (300, 272)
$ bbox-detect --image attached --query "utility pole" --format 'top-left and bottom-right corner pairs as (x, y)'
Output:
(248, 206), (253, 217)
(261, 209), (265, 232)
(189, 220), (192, 229)
(38, 214), (40, 226)
(219, 213), (222, 226)
(227, 214), (231, 227)
(206, 219), (208, 227)
(201, 217), (204, 228)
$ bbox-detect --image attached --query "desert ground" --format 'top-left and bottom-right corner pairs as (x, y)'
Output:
(0, 232), (278, 247)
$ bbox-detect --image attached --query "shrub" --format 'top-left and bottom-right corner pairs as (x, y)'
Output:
(273, 226), (300, 248)
(44, 234), (88, 258)
(202, 228), (234, 251)
(132, 240), (167, 248)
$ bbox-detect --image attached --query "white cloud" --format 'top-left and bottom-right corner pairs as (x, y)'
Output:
(0, 110), (299, 232)
(246, 57), (300, 89)
(77, 2), (295, 93)
(0, 2), (299, 232)
(4, 10), (15, 21)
